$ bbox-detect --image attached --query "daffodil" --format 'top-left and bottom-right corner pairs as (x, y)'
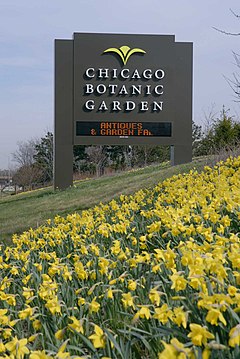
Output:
(89, 297), (100, 313)
(149, 288), (161, 306)
(188, 323), (214, 346)
(33, 319), (42, 330)
(229, 324), (240, 347)
(68, 316), (84, 334)
(172, 307), (188, 328)
(22, 287), (34, 302)
(158, 338), (193, 359)
(0, 340), (5, 353)
(78, 297), (85, 306)
(170, 273), (187, 292)
(5, 337), (29, 359)
(55, 329), (65, 340)
(56, 340), (70, 359)
(153, 304), (172, 324)
(0, 309), (9, 325)
(134, 306), (151, 321)
(107, 288), (113, 299)
(45, 297), (61, 315)
(29, 350), (53, 359)
(19, 306), (34, 320)
(206, 308), (227, 326)
(89, 325), (106, 348)
(128, 279), (137, 291)
(121, 292), (135, 309)
(228, 285), (237, 296)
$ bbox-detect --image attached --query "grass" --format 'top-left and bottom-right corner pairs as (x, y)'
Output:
(0, 158), (207, 243)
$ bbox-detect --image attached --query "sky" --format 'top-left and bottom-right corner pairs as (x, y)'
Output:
(1, 0), (240, 169)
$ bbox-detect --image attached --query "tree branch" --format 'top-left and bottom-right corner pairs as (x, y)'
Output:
(212, 26), (240, 36)
(213, 9), (240, 36)
(230, 8), (240, 19)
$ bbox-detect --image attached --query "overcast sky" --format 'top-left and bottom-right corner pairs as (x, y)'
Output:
(1, 0), (240, 169)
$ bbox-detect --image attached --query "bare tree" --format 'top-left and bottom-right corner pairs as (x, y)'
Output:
(213, 9), (240, 100)
(213, 9), (240, 36)
(123, 145), (133, 168)
(85, 146), (108, 177)
(224, 51), (240, 99)
(12, 138), (42, 191)
(202, 104), (218, 134)
(13, 165), (42, 191)
(12, 138), (39, 167)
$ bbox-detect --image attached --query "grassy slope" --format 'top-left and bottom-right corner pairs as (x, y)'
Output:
(0, 159), (207, 242)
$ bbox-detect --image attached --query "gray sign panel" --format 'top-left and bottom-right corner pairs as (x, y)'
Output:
(73, 33), (188, 146)
(54, 33), (193, 189)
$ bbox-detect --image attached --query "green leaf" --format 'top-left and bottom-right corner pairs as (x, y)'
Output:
(104, 328), (124, 359)
(75, 332), (97, 353)
(67, 345), (86, 354)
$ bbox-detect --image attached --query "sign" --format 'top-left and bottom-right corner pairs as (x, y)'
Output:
(54, 33), (193, 189)
(76, 122), (172, 137)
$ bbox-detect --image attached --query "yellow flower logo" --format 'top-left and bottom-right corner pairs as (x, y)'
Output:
(103, 45), (146, 65)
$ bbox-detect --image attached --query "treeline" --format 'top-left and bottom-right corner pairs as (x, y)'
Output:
(193, 107), (240, 156)
(12, 132), (170, 190)
(12, 107), (240, 191)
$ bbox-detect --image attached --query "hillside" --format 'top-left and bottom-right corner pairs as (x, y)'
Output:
(0, 156), (239, 358)
(0, 158), (207, 242)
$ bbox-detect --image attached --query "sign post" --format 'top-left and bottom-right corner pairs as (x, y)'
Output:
(54, 33), (193, 190)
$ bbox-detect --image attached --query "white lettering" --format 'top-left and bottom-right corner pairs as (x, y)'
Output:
(145, 85), (151, 95)
(85, 68), (95, 78)
(96, 84), (106, 94)
(125, 101), (136, 111)
(155, 69), (165, 79)
(119, 85), (128, 95)
(98, 68), (109, 78)
(112, 101), (121, 111)
(85, 68), (165, 80)
(152, 101), (163, 111)
(109, 84), (118, 94)
(140, 101), (148, 111)
(154, 85), (164, 95)
(142, 69), (152, 79)
(85, 84), (94, 94)
(112, 69), (118, 78)
(132, 69), (141, 79)
(85, 100), (95, 110)
(132, 85), (142, 95)
(98, 100), (108, 111)
(120, 69), (129, 79)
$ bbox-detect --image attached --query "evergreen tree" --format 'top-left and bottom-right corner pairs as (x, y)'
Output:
(34, 132), (53, 182)
(192, 121), (203, 156)
(196, 107), (240, 155)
